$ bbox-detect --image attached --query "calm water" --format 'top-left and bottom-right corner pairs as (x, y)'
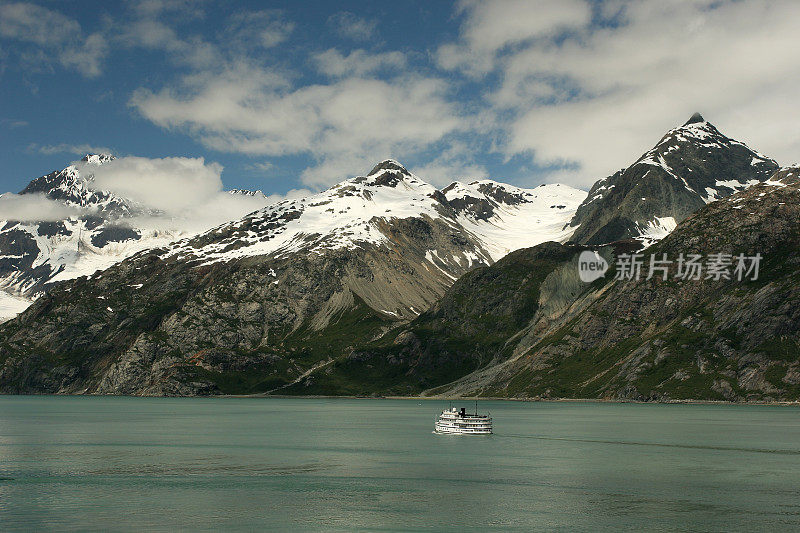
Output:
(1, 397), (799, 531)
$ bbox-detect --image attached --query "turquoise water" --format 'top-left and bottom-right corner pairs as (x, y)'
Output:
(1, 397), (799, 531)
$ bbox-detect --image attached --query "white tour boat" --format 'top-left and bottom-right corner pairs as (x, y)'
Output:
(434, 405), (492, 435)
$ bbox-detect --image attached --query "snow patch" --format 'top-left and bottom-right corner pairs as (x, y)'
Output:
(0, 291), (33, 322)
(636, 216), (678, 247)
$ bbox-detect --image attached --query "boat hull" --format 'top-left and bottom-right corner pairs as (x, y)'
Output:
(434, 425), (492, 435)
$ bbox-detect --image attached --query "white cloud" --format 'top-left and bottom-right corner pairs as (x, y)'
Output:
(410, 141), (489, 187)
(446, 0), (800, 186)
(129, 192), (268, 233)
(261, 187), (312, 205)
(0, 2), (108, 77)
(327, 12), (377, 41)
(118, 8), (293, 70)
(298, 153), (393, 188)
(86, 156), (224, 213)
(224, 10), (295, 50)
(244, 161), (275, 173)
(117, 17), (220, 69)
(131, 67), (464, 187)
(78, 155), (302, 232)
(0, 193), (82, 222)
(58, 32), (108, 78)
(121, 18), (180, 49)
(412, 160), (489, 188)
(456, 0), (591, 52)
(312, 49), (406, 78)
(131, 0), (205, 19)
(1, 155), (303, 232)
(86, 0), (800, 194)
(437, 0), (591, 76)
(29, 143), (113, 156)
(126, 188), (314, 233)
(1, 118), (28, 129)
(0, 2), (79, 45)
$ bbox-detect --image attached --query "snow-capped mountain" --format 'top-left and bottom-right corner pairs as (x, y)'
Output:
(0, 113), (778, 326)
(20, 154), (140, 217)
(0, 291), (31, 324)
(350, 162), (800, 402)
(4, 159), (800, 397)
(166, 159), (586, 267)
(0, 155), (189, 306)
(568, 113), (779, 245)
(0, 157), (585, 323)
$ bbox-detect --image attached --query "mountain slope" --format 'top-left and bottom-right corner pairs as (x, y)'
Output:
(0, 160), (586, 395)
(483, 166), (800, 402)
(568, 113), (779, 245)
(289, 241), (584, 396)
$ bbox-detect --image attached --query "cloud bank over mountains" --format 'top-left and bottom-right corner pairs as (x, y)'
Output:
(1, 1), (798, 190)
(0, 155), (308, 233)
(0, 192), (82, 222)
(88, 156), (310, 232)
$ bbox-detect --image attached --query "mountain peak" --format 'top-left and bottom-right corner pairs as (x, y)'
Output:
(18, 157), (139, 219)
(568, 111), (779, 245)
(80, 153), (115, 165)
(683, 112), (706, 126)
(229, 188), (267, 198)
(368, 159), (409, 176)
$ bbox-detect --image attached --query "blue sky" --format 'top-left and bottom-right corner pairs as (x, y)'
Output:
(1, 0), (799, 198)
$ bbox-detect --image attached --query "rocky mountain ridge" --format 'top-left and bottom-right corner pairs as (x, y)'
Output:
(0, 156), (585, 325)
(568, 113), (779, 245)
(163, 159), (585, 268)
